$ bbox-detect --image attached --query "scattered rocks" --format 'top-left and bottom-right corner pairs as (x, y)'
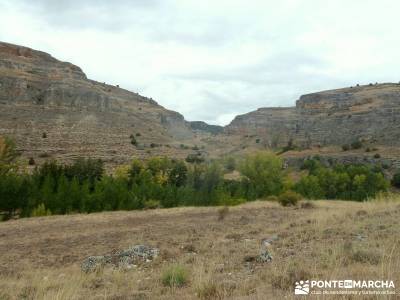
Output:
(81, 255), (112, 273)
(244, 235), (276, 265)
(258, 248), (273, 263)
(353, 234), (367, 241)
(81, 245), (159, 273)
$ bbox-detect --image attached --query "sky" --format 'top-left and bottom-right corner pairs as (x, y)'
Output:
(0, 0), (400, 125)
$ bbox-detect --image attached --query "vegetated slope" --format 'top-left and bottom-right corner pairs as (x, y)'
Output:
(0, 200), (398, 299)
(0, 41), (218, 166)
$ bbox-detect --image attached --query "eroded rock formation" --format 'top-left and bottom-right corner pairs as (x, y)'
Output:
(226, 84), (400, 148)
(0, 42), (201, 164)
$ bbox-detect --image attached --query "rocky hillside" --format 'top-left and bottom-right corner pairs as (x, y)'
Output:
(226, 83), (400, 148)
(0, 42), (215, 165)
(2, 41), (400, 167)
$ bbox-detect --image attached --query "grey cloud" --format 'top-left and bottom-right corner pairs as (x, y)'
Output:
(169, 51), (328, 85)
(2, 0), (400, 125)
(12, 0), (166, 31)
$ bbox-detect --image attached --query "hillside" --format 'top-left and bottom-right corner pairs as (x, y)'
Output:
(0, 42), (217, 166)
(226, 83), (400, 148)
(0, 200), (398, 299)
(2, 41), (400, 169)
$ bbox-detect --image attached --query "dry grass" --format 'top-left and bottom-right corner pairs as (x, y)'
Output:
(0, 199), (399, 299)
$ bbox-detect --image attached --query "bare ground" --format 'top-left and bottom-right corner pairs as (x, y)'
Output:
(0, 200), (399, 299)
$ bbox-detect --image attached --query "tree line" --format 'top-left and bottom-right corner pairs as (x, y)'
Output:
(0, 136), (394, 219)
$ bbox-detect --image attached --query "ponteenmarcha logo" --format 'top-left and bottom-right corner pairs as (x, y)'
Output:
(295, 280), (310, 295)
(294, 279), (396, 296)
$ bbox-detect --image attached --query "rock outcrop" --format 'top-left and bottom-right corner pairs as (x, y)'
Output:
(0, 42), (207, 165)
(81, 244), (159, 273)
(2, 41), (400, 165)
(189, 121), (223, 135)
(226, 84), (400, 148)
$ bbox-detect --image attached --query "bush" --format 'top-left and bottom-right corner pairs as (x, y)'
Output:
(224, 157), (236, 172)
(28, 157), (35, 166)
(392, 172), (400, 188)
(351, 140), (362, 150)
(162, 264), (188, 287)
(278, 191), (301, 207)
(31, 203), (52, 217)
(143, 199), (161, 209)
(130, 134), (137, 146)
(342, 144), (350, 151)
(185, 154), (205, 164)
(373, 153), (381, 159)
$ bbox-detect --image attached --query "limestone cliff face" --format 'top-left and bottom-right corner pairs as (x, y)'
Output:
(0, 42), (195, 164)
(3, 41), (400, 165)
(226, 84), (400, 148)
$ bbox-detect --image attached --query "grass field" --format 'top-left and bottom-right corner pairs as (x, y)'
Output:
(0, 199), (399, 299)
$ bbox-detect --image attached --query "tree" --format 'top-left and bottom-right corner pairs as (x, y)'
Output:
(295, 175), (324, 199)
(0, 136), (18, 174)
(64, 158), (104, 187)
(168, 161), (187, 187)
(0, 173), (25, 218)
(239, 152), (285, 199)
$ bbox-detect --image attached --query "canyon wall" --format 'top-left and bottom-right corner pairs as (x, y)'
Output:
(226, 84), (400, 148)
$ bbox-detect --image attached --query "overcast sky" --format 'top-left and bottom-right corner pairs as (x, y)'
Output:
(1, 0), (400, 125)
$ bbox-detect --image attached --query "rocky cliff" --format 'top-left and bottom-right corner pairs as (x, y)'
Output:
(0, 42), (204, 165)
(226, 83), (400, 148)
(2, 41), (400, 166)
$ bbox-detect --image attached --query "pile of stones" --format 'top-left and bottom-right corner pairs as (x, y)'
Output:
(81, 244), (159, 273)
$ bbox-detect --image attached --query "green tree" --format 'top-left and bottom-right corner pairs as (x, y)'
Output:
(168, 161), (187, 187)
(240, 152), (285, 199)
(295, 175), (324, 199)
(0, 136), (18, 175)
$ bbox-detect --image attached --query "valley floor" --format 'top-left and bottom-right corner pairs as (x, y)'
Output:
(0, 200), (399, 299)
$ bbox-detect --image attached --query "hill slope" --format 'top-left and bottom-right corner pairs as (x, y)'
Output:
(226, 83), (400, 148)
(2, 41), (400, 166)
(0, 200), (398, 299)
(0, 41), (214, 165)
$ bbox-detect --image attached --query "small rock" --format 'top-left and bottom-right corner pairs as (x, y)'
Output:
(257, 248), (273, 263)
(354, 234), (367, 241)
(261, 234), (278, 247)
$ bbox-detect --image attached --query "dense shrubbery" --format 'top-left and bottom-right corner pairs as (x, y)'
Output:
(295, 158), (389, 201)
